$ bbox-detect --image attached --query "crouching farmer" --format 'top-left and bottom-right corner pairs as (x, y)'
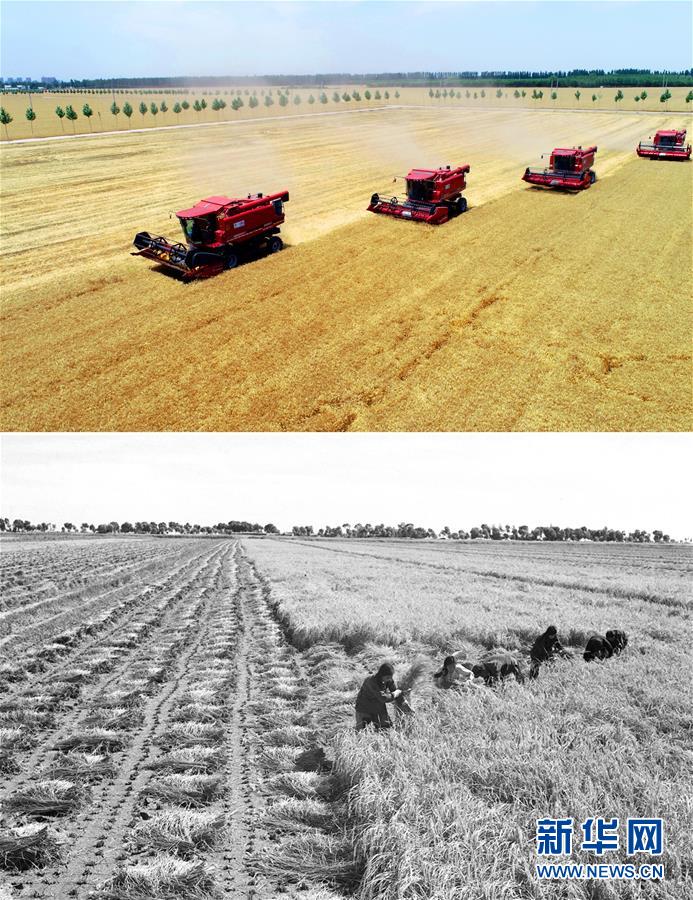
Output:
(472, 650), (525, 685)
(529, 625), (570, 679)
(606, 630), (628, 654)
(583, 634), (614, 662)
(355, 663), (404, 730)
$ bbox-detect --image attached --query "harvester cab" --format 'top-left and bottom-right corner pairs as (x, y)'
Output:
(132, 190), (289, 280)
(522, 146), (598, 190)
(368, 165), (470, 224)
(636, 129), (691, 160)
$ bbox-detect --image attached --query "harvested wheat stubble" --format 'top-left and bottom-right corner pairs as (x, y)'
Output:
(250, 832), (359, 890)
(3, 779), (89, 817)
(0, 823), (62, 871)
(43, 752), (117, 781)
(263, 797), (334, 832)
(132, 809), (225, 856)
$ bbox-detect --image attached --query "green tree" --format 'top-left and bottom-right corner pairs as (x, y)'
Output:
(660, 88), (672, 104)
(0, 106), (13, 138)
(248, 95), (258, 108)
(278, 93), (288, 107)
(686, 91), (693, 104)
(352, 90), (361, 101)
(480, 89), (486, 98)
(200, 98), (207, 110)
(181, 100), (190, 110)
(521, 89), (527, 97)
(551, 90), (558, 100)
(364, 89), (371, 100)
(374, 89), (381, 100)
(640, 90), (647, 101)
(110, 100), (120, 126)
(575, 90), (581, 101)
(264, 95), (274, 107)
(513, 89), (521, 98)
(308, 94), (316, 104)
(65, 104), (78, 131)
(293, 94), (301, 105)
(342, 91), (351, 101)
(56, 105), (66, 131)
(139, 101), (148, 120)
(465, 90), (471, 98)
(428, 88), (434, 98)
(25, 106), (36, 134)
(82, 103), (93, 130)
(319, 92), (328, 104)
(122, 101), (133, 127)
(614, 89), (624, 102)
(384, 90), (390, 99)
(150, 102), (158, 118)
(592, 93), (598, 102)
(496, 88), (503, 98)
(332, 91), (340, 102)
(160, 100), (168, 118)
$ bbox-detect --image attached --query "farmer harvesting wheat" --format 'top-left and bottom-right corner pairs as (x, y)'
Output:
(472, 650), (525, 684)
(355, 663), (410, 730)
(433, 655), (479, 690)
(528, 625), (570, 678)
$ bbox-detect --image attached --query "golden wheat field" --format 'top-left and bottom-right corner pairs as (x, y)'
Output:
(1, 85), (691, 141)
(1, 104), (691, 431)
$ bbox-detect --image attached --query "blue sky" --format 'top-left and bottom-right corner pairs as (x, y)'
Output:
(1, 1), (691, 80)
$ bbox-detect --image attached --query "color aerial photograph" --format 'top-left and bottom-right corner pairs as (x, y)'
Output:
(0, 0), (691, 432)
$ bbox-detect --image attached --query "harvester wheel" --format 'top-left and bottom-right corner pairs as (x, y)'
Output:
(456, 197), (468, 215)
(225, 253), (238, 270)
(268, 236), (283, 254)
(590, 171), (597, 184)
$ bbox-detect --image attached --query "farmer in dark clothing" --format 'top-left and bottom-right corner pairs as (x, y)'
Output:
(584, 634), (614, 662)
(606, 630), (628, 654)
(354, 663), (403, 730)
(472, 650), (525, 685)
(529, 625), (569, 679)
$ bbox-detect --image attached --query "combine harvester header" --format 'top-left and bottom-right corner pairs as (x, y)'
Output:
(132, 190), (289, 280)
(368, 165), (470, 224)
(636, 129), (691, 160)
(522, 146), (598, 190)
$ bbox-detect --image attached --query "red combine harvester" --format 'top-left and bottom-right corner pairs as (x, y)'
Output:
(522, 146), (598, 190)
(368, 165), (470, 224)
(132, 190), (289, 279)
(636, 129), (691, 160)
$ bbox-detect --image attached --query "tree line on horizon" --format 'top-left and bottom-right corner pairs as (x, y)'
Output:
(290, 523), (672, 542)
(0, 518), (674, 542)
(5, 68), (692, 90)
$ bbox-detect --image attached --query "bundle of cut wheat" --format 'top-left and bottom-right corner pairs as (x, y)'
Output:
(0, 823), (62, 871)
(54, 728), (127, 752)
(142, 774), (224, 806)
(91, 856), (217, 899)
(132, 809), (224, 855)
(148, 746), (226, 774)
(3, 779), (88, 817)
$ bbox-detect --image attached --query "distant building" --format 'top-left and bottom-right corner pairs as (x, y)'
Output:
(41, 76), (58, 85)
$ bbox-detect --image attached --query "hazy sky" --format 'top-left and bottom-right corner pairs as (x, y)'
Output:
(1, 1), (691, 80)
(1, 433), (690, 535)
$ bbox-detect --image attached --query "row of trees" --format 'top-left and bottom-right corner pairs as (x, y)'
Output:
(0, 518), (278, 535)
(8, 69), (692, 90)
(429, 87), (686, 104)
(291, 523), (672, 542)
(1, 88), (403, 137)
